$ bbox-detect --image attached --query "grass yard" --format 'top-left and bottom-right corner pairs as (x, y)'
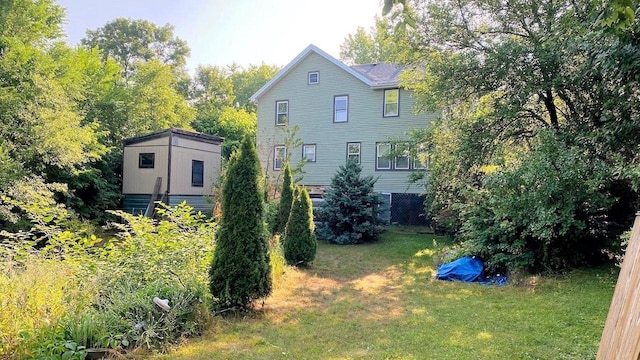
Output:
(157, 226), (617, 360)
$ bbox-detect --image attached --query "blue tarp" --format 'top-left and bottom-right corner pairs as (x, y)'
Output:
(436, 256), (508, 285)
(436, 256), (485, 282)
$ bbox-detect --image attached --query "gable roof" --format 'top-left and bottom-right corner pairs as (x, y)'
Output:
(123, 128), (224, 146)
(249, 44), (402, 102)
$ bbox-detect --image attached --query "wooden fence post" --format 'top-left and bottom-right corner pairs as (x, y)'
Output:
(597, 212), (640, 360)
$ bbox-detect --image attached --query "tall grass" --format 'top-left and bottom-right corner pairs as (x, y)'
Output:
(0, 258), (95, 357)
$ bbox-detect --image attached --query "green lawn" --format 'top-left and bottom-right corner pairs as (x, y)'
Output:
(157, 227), (617, 360)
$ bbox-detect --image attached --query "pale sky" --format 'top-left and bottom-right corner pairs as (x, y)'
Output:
(57, 0), (382, 72)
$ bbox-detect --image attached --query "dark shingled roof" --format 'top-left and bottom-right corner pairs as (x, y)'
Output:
(350, 63), (404, 86)
(123, 128), (224, 146)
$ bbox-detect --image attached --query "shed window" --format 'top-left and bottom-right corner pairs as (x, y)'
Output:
(139, 153), (155, 168)
(192, 160), (204, 187)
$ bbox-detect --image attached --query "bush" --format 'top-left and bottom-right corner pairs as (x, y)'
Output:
(461, 131), (613, 273)
(283, 187), (317, 266)
(317, 160), (383, 244)
(273, 163), (294, 235)
(209, 136), (272, 310)
(0, 201), (217, 357)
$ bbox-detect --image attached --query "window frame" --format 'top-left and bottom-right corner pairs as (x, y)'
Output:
(275, 100), (288, 126)
(394, 142), (410, 170)
(347, 142), (361, 164)
(138, 152), (155, 169)
(308, 71), (319, 85)
(302, 144), (316, 162)
(191, 160), (204, 187)
(376, 143), (392, 170)
(273, 145), (286, 170)
(383, 88), (400, 117)
(333, 95), (349, 123)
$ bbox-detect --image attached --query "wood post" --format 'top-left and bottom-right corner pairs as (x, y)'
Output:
(597, 212), (640, 360)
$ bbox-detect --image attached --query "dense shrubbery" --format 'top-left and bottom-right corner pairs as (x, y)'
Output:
(0, 201), (216, 358)
(283, 187), (317, 266)
(317, 160), (383, 244)
(460, 132), (614, 273)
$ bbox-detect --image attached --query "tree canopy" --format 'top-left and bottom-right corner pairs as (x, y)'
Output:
(363, 0), (640, 272)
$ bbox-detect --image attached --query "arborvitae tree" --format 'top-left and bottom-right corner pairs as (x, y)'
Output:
(273, 163), (293, 235)
(209, 136), (271, 310)
(283, 187), (317, 266)
(318, 159), (383, 245)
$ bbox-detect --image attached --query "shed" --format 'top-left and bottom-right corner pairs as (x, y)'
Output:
(122, 128), (223, 215)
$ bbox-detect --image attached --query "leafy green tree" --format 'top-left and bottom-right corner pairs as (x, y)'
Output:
(273, 163), (294, 235)
(395, 0), (640, 271)
(283, 187), (317, 266)
(339, 17), (412, 65)
(127, 60), (195, 135)
(209, 136), (271, 310)
(81, 18), (190, 79)
(317, 160), (383, 245)
(230, 64), (280, 112)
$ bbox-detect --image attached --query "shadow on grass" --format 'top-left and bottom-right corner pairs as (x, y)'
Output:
(157, 226), (616, 360)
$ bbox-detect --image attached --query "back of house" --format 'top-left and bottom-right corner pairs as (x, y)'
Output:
(251, 44), (438, 225)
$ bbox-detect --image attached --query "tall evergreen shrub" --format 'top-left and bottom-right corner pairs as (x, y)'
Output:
(318, 159), (383, 244)
(283, 187), (317, 266)
(209, 136), (271, 310)
(273, 163), (293, 235)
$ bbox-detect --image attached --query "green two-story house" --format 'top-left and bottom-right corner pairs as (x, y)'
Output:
(250, 44), (438, 225)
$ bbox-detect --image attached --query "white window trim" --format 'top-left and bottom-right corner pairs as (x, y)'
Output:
(308, 71), (319, 85)
(376, 143), (392, 170)
(302, 144), (316, 162)
(274, 145), (286, 170)
(334, 95), (349, 123)
(394, 143), (410, 170)
(347, 142), (361, 163)
(276, 100), (288, 126)
(384, 89), (399, 117)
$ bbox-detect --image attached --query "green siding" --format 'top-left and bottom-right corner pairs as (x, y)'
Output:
(256, 52), (438, 194)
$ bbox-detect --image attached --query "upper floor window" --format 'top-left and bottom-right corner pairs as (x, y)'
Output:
(347, 142), (361, 164)
(139, 153), (155, 168)
(334, 95), (348, 122)
(274, 145), (286, 170)
(308, 71), (319, 85)
(384, 89), (399, 117)
(276, 100), (288, 126)
(302, 144), (316, 162)
(192, 160), (204, 187)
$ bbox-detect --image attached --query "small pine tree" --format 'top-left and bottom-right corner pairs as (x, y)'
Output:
(318, 159), (383, 245)
(283, 187), (317, 266)
(209, 136), (271, 310)
(273, 163), (293, 235)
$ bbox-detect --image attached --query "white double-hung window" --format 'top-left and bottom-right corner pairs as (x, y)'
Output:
(334, 95), (348, 122)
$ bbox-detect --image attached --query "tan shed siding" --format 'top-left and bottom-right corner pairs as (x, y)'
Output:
(256, 52), (438, 194)
(169, 139), (221, 195)
(122, 142), (170, 194)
